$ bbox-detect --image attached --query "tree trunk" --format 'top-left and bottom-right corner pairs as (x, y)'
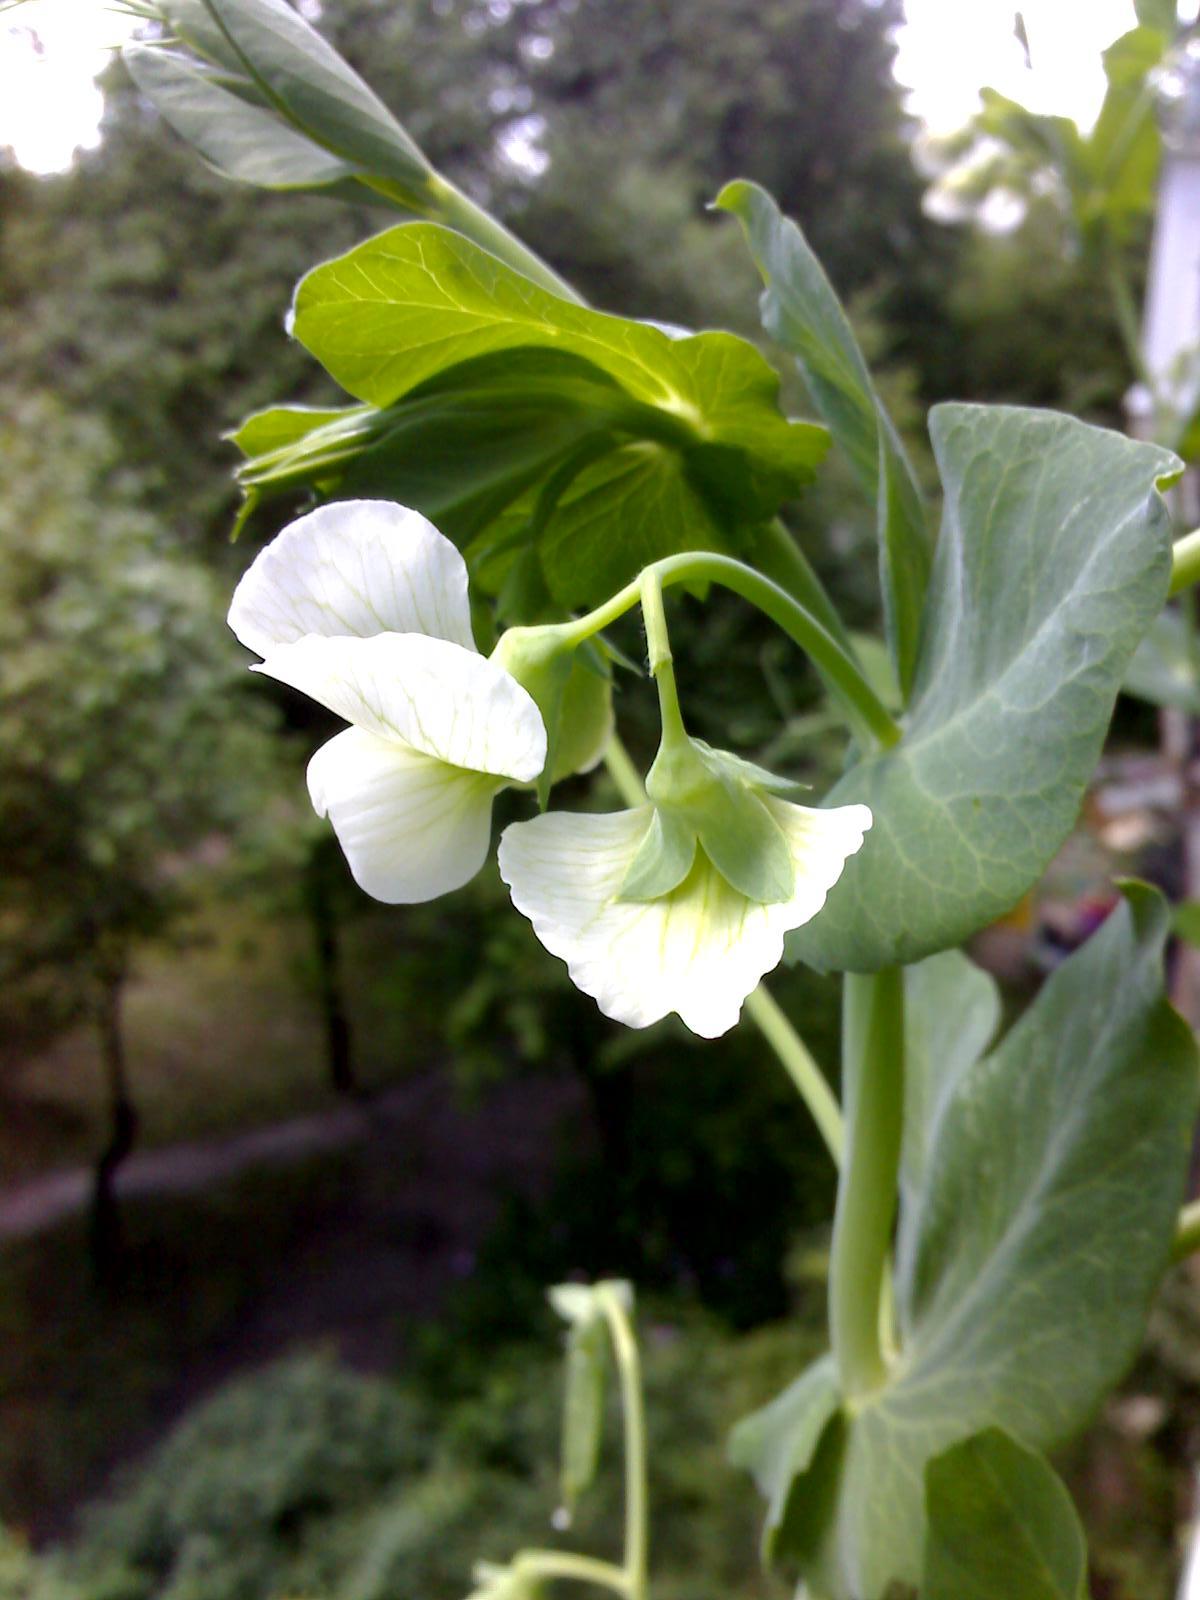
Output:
(89, 971), (137, 1286)
(305, 839), (357, 1097)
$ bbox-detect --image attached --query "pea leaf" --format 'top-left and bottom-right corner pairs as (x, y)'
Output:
(274, 221), (826, 605)
(727, 1355), (838, 1561)
(124, 44), (361, 190)
(714, 179), (930, 700)
(155, 0), (431, 195)
(924, 1429), (1088, 1600)
(234, 349), (654, 550)
(736, 885), (1198, 1598)
(290, 224), (822, 478)
(789, 403), (1179, 974)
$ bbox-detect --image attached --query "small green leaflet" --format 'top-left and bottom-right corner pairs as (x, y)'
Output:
(734, 886), (1198, 1597)
(924, 1430), (1088, 1600)
(714, 179), (930, 701)
(788, 403), (1179, 973)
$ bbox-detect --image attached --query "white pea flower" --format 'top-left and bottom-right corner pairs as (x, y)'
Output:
(498, 740), (871, 1038)
(228, 499), (546, 903)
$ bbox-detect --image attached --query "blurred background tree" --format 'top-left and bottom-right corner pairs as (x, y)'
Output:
(0, 396), (296, 1275)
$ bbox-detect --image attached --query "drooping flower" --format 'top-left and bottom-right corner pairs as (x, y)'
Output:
(498, 738), (871, 1038)
(228, 498), (547, 903)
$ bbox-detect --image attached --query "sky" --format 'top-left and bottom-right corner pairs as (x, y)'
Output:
(0, 0), (1179, 176)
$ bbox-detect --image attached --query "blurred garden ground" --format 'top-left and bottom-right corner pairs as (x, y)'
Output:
(4, 0), (1200, 1595)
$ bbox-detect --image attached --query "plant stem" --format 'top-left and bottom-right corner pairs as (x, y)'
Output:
(596, 1284), (649, 1600)
(573, 553), (901, 751)
(602, 735), (650, 810)
(639, 569), (687, 749)
(512, 1550), (631, 1595)
(431, 175), (587, 304)
(1170, 529), (1200, 597)
(828, 968), (904, 1403)
(743, 986), (844, 1164)
(1105, 245), (1156, 399)
(755, 517), (857, 654)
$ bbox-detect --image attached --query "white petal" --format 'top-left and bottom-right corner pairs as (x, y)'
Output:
(764, 796), (874, 923)
(228, 499), (476, 656)
(254, 632), (547, 782)
(499, 800), (871, 1039)
(308, 727), (498, 903)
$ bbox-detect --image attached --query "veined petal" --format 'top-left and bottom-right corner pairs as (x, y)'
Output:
(308, 727), (498, 903)
(499, 800), (871, 1038)
(228, 499), (476, 656)
(764, 796), (874, 923)
(254, 632), (547, 782)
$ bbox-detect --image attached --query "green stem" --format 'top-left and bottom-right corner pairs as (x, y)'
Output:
(754, 518), (857, 654)
(828, 968), (904, 1403)
(512, 1550), (630, 1595)
(1105, 245), (1155, 398)
(743, 987), (844, 1164)
(596, 1284), (649, 1600)
(572, 553), (901, 751)
(1170, 529), (1200, 597)
(639, 569), (687, 749)
(431, 175), (586, 304)
(1171, 1198), (1200, 1263)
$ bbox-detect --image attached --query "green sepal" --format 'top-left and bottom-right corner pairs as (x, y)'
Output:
(619, 808), (698, 902)
(644, 737), (794, 904)
(491, 625), (611, 807)
(694, 740), (811, 800)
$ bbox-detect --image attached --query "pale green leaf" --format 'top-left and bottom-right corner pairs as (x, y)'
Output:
(727, 1354), (838, 1560)
(158, 0), (430, 193)
(788, 404), (1179, 973)
(124, 44), (356, 188)
(714, 179), (930, 699)
(924, 1429), (1088, 1600)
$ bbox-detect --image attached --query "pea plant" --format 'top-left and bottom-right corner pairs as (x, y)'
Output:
(117, 1), (1200, 1593)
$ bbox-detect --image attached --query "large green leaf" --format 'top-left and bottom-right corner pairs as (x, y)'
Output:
(924, 1429), (1088, 1600)
(714, 180), (930, 700)
(276, 222), (826, 605)
(788, 404), (1179, 973)
(156, 0), (431, 195)
(736, 885), (1198, 1598)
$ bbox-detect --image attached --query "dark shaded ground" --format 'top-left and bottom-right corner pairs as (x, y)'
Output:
(0, 1068), (586, 1540)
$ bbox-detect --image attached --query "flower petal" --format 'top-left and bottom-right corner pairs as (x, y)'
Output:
(308, 727), (498, 903)
(499, 800), (871, 1038)
(228, 499), (476, 656)
(255, 632), (547, 782)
